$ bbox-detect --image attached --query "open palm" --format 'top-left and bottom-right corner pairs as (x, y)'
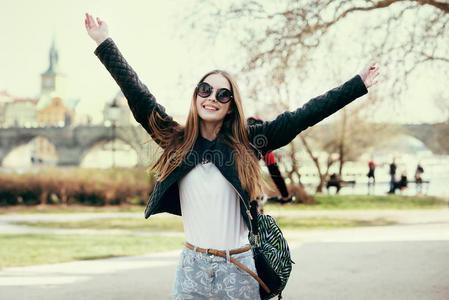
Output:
(359, 62), (380, 89)
(84, 13), (109, 45)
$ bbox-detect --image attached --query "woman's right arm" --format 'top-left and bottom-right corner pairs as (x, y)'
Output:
(84, 13), (177, 144)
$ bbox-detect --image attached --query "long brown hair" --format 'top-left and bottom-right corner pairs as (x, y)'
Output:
(148, 70), (264, 200)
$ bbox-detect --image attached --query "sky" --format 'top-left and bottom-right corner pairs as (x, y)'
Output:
(0, 0), (447, 124)
(0, 0), (214, 123)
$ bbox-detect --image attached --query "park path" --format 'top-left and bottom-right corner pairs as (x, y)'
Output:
(1, 208), (448, 299)
(0, 219), (448, 299)
(0, 212), (183, 236)
(0, 208), (448, 235)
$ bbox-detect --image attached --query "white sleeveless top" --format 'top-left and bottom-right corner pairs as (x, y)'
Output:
(179, 161), (249, 250)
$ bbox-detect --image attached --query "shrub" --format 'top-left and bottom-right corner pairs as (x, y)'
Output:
(0, 167), (155, 207)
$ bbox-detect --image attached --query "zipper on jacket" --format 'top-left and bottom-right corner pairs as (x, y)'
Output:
(240, 196), (255, 237)
(225, 178), (254, 235)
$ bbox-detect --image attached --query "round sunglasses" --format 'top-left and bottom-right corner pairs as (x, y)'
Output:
(196, 82), (234, 104)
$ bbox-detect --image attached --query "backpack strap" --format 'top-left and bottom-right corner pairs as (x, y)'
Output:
(228, 254), (271, 294)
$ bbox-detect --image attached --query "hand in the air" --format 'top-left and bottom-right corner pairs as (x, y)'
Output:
(359, 62), (380, 89)
(84, 13), (109, 46)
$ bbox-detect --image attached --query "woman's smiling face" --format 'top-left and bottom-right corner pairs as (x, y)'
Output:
(196, 73), (233, 124)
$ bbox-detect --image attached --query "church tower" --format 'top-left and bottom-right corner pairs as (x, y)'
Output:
(40, 38), (67, 96)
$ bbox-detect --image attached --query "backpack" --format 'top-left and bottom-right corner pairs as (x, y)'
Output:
(249, 201), (293, 300)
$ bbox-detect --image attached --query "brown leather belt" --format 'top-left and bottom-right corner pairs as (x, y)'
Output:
(184, 242), (270, 294)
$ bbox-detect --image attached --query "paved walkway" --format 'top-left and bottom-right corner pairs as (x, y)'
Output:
(1, 209), (448, 222)
(1, 209), (448, 235)
(0, 212), (181, 236)
(1, 209), (448, 299)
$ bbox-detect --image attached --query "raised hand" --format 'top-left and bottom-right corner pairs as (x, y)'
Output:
(84, 13), (109, 46)
(359, 62), (380, 89)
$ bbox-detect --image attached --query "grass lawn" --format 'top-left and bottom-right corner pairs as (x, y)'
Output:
(1, 194), (443, 268)
(14, 217), (185, 232)
(4, 216), (395, 268)
(13, 215), (396, 232)
(266, 194), (447, 210)
(0, 204), (144, 214)
(1, 195), (445, 215)
(0, 234), (184, 269)
(276, 216), (395, 230)
(1, 195), (446, 215)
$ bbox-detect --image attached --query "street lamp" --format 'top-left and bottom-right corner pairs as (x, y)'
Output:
(108, 99), (121, 168)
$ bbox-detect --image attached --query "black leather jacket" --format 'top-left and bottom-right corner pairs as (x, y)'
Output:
(95, 38), (368, 231)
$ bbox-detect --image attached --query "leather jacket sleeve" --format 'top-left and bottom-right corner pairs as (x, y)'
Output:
(247, 75), (368, 156)
(94, 38), (178, 146)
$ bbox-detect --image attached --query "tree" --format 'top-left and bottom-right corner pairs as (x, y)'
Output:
(298, 107), (397, 193)
(186, 0), (443, 193)
(191, 0), (448, 98)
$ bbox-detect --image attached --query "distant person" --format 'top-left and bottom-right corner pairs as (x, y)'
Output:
(388, 159), (397, 193)
(326, 173), (341, 194)
(415, 163), (424, 194)
(388, 171), (408, 194)
(367, 158), (376, 194)
(398, 171), (408, 193)
(247, 116), (295, 214)
(367, 159), (376, 182)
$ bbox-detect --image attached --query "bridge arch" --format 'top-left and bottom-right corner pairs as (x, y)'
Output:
(0, 125), (161, 167)
(80, 135), (139, 168)
(402, 123), (449, 155)
(2, 134), (58, 167)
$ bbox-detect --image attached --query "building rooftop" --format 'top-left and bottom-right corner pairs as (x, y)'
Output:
(13, 97), (39, 104)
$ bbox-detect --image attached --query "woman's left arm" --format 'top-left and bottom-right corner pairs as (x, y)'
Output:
(248, 63), (380, 155)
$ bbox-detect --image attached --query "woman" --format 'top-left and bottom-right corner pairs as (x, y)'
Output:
(84, 13), (379, 299)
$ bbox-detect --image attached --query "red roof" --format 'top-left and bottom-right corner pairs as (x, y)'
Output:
(0, 90), (10, 97)
(13, 97), (39, 104)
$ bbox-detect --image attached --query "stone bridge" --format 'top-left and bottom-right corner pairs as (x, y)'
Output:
(402, 123), (449, 155)
(0, 123), (447, 167)
(0, 125), (157, 166)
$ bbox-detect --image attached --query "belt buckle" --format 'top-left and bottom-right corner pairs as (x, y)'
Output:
(205, 248), (214, 258)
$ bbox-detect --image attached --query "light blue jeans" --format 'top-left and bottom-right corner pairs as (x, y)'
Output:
(172, 244), (260, 300)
